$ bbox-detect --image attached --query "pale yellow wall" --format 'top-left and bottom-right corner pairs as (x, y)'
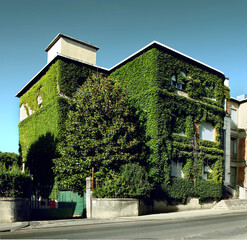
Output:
(231, 101), (239, 111)
(60, 37), (97, 65)
(238, 101), (247, 129)
(47, 36), (97, 65)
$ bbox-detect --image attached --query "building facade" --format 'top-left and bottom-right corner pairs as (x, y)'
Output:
(229, 95), (247, 191)
(17, 34), (229, 202)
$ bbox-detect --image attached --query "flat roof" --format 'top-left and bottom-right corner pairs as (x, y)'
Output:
(45, 33), (100, 52)
(230, 97), (247, 104)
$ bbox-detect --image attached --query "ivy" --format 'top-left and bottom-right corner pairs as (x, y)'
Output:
(19, 98), (68, 162)
(19, 58), (104, 162)
(18, 43), (226, 203)
(18, 58), (106, 195)
(111, 46), (226, 202)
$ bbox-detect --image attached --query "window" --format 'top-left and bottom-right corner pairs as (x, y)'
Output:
(180, 71), (186, 78)
(37, 95), (43, 107)
(199, 122), (215, 141)
(204, 84), (215, 100)
(231, 109), (237, 125)
(172, 113), (186, 136)
(202, 164), (212, 180)
(171, 72), (186, 90)
(231, 138), (237, 158)
(171, 75), (177, 87)
(171, 160), (184, 178)
(230, 167), (237, 187)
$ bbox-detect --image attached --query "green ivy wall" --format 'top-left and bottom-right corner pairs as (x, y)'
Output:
(18, 57), (103, 162)
(111, 47), (226, 202)
(18, 45), (227, 202)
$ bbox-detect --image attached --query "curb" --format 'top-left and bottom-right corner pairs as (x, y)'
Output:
(2, 209), (247, 232)
(0, 222), (30, 232)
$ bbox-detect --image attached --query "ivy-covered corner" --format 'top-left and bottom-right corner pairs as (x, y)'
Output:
(18, 57), (106, 190)
(110, 45), (227, 203)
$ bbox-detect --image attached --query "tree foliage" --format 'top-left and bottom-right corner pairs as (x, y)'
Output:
(93, 163), (152, 199)
(0, 151), (21, 169)
(53, 74), (147, 194)
(0, 160), (31, 198)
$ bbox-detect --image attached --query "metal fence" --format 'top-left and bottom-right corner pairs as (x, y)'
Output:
(31, 185), (58, 209)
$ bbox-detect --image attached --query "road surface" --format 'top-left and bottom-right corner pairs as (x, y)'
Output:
(1, 212), (247, 239)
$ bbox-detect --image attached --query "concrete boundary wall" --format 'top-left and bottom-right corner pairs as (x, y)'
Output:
(85, 178), (215, 218)
(0, 198), (30, 223)
(91, 198), (139, 218)
(149, 198), (215, 213)
(90, 197), (215, 218)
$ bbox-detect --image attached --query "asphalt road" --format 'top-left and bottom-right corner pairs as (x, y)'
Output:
(1, 212), (247, 239)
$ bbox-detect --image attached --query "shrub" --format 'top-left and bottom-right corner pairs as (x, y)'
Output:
(0, 163), (31, 198)
(93, 163), (153, 199)
(0, 151), (21, 169)
(160, 177), (222, 204)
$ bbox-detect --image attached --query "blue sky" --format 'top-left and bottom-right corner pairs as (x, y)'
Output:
(0, 0), (246, 153)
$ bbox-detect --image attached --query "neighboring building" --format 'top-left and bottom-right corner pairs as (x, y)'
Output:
(16, 34), (229, 202)
(229, 95), (247, 191)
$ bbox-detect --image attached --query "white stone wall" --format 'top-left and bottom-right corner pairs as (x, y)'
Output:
(47, 38), (62, 63)
(91, 198), (139, 218)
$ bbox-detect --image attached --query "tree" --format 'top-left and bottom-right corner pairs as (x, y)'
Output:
(0, 151), (21, 169)
(53, 74), (147, 194)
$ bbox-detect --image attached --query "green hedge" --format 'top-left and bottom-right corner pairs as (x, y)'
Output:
(93, 163), (152, 199)
(0, 171), (31, 198)
(161, 178), (222, 204)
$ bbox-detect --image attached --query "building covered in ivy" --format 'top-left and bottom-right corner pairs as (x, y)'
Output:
(16, 34), (230, 202)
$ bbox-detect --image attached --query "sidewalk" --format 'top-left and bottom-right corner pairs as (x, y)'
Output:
(1, 208), (247, 233)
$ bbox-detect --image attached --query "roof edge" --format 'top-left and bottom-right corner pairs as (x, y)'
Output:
(45, 33), (100, 52)
(16, 54), (108, 98)
(230, 97), (247, 104)
(109, 40), (225, 77)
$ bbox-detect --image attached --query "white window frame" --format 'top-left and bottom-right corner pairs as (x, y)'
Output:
(199, 122), (215, 141)
(171, 160), (184, 178)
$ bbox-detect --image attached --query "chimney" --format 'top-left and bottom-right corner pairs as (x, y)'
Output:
(45, 33), (99, 65)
